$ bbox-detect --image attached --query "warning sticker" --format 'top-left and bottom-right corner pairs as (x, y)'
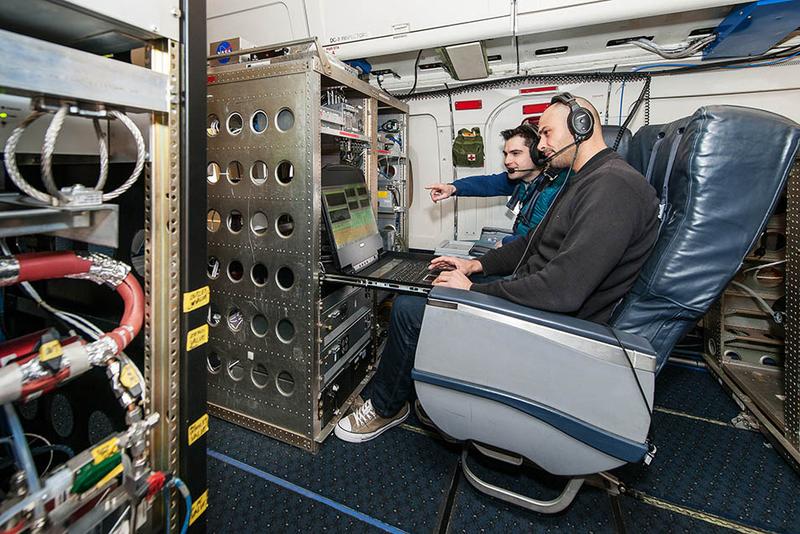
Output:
(183, 286), (210, 313)
(91, 437), (120, 465)
(188, 414), (209, 446)
(39, 340), (63, 362)
(187, 324), (209, 351)
(189, 489), (208, 526)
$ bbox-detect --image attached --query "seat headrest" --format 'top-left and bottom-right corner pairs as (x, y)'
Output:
(611, 105), (800, 373)
(601, 125), (632, 160)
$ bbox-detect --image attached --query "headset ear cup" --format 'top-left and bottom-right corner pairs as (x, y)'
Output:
(571, 109), (594, 139)
(530, 144), (547, 168)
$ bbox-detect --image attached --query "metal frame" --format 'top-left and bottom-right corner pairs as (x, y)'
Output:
(0, 6), (203, 531)
(0, 28), (169, 112)
(206, 47), (406, 452)
(703, 160), (800, 470)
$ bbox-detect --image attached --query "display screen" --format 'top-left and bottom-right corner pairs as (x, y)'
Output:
(323, 186), (378, 249)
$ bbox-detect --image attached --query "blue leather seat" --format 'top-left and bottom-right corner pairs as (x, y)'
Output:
(412, 105), (800, 513)
(612, 106), (798, 373)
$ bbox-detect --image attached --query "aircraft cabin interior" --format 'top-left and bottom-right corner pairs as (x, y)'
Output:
(1, 1), (800, 532)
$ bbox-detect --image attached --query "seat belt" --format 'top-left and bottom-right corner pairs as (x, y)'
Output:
(644, 134), (665, 186)
(657, 129), (684, 234)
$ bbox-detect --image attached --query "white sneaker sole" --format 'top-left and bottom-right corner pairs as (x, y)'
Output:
(334, 405), (410, 443)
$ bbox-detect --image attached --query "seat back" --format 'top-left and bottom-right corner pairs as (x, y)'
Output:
(601, 125), (632, 160)
(611, 106), (800, 373)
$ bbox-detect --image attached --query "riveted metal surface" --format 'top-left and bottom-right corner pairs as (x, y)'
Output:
(206, 62), (319, 440)
(206, 55), (405, 449)
(786, 160), (800, 447)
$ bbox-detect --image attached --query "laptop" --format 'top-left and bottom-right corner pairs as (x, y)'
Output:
(320, 165), (441, 294)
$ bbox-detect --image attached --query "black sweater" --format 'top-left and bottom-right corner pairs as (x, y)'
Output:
(472, 148), (659, 324)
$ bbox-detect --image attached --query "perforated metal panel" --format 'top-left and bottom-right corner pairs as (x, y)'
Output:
(206, 64), (321, 449)
(785, 160), (800, 447)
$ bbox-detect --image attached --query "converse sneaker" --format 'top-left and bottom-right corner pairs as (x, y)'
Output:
(335, 399), (409, 443)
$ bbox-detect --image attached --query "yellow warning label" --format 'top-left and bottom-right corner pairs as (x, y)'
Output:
(189, 489), (208, 526)
(183, 286), (210, 313)
(39, 340), (63, 362)
(187, 324), (209, 351)
(91, 437), (119, 465)
(377, 191), (389, 199)
(119, 364), (140, 389)
(188, 414), (209, 446)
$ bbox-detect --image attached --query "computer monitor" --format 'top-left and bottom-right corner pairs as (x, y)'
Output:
(321, 165), (384, 271)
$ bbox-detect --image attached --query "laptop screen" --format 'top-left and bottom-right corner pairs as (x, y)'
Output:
(321, 165), (384, 271)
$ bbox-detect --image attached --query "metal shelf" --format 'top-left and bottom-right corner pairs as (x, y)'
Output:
(0, 193), (118, 247)
(0, 28), (169, 112)
(321, 126), (370, 143)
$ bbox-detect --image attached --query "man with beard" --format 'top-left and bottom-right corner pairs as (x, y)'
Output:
(335, 93), (659, 444)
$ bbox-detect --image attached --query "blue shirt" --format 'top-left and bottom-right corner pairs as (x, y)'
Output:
(452, 170), (569, 243)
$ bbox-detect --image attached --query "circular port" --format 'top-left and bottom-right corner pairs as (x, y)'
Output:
(207, 162), (221, 184)
(252, 364), (269, 388)
(276, 266), (295, 290)
(276, 370), (295, 396)
(251, 161), (268, 185)
(226, 112), (243, 135)
(207, 209), (221, 233)
(251, 263), (268, 287)
(227, 161), (242, 184)
(227, 360), (245, 381)
(227, 260), (244, 282)
(227, 307), (244, 332)
(251, 110), (269, 133)
(207, 114), (220, 137)
(276, 108), (295, 132)
(251, 211), (268, 236)
(207, 256), (221, 279)
(227, 210), (243, 234)
(276, 161), (294, 185)
(251, 314), (268, 338)
(207, 352), (222, 373)
(276, 213), (294, 238)
(276, 318), (295, 344)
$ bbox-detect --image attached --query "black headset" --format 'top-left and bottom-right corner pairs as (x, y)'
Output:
(517, 123), (548, 168)
(550, 92), (594, 143)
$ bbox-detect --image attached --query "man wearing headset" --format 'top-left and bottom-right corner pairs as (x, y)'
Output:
(335, 93), (659, 444)
(425, 125), (569, 245)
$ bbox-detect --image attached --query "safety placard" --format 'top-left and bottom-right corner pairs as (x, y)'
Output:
(91, 437), (120, 465)
(183, 286), (210, 313)
(188, 414), (209, 446)
(189, 489), (208, 526)
(39, 340), (63, 361)
(186, 324), (209, 351)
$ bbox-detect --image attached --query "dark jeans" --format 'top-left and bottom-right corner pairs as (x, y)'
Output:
(366, 275), (503, 418)
(365, 294), (427, 417)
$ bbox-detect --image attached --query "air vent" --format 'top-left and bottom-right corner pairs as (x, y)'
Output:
(535, 46), (568, 56)
(607, 36), (653, 47)
(487, 54), (502, 62)
(419, 62), (444, 70)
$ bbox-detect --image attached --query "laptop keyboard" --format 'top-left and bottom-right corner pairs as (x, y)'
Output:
(390, 260), (435, 283)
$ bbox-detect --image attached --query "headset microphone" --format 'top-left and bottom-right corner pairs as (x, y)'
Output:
(508, 139), (580, 173)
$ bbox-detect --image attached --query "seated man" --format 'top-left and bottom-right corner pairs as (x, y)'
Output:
(425, 124), (569, 245)
(335, 94), (659, 443)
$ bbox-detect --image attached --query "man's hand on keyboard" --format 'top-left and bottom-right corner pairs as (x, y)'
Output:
(429, 256), (483, 276)
(432, 269), (473, 290)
